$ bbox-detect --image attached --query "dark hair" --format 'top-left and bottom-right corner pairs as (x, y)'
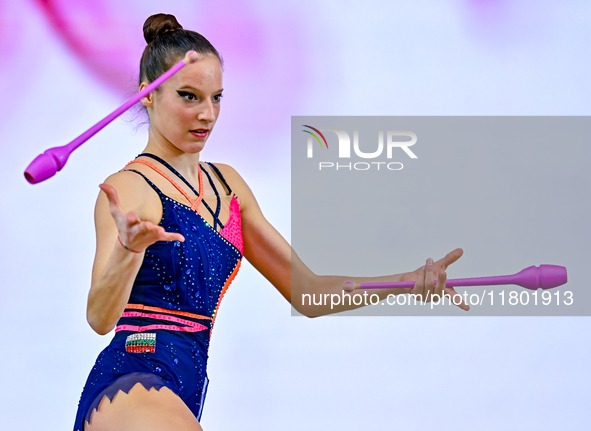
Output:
(139, 13), (223, 88)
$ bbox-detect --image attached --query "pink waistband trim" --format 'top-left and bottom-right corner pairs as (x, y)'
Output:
(115, 311), (209, 333)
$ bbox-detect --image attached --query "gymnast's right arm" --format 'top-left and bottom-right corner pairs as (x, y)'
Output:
(86, 171), (184, 335)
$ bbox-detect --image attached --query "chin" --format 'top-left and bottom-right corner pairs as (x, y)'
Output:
(181, 144), (206, 154)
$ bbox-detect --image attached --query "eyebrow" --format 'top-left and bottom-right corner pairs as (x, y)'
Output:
(179, 85), (224, 93)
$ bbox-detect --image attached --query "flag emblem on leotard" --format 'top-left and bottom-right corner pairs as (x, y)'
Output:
(125, 333), (156, 353)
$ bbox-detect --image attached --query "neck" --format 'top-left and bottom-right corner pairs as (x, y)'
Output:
(142, 133), (203, 181)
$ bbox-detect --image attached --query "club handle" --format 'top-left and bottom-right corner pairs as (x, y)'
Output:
(24, 53), (196, 184)
(342, 265), (567, 292)
(68, 58), (190, 153)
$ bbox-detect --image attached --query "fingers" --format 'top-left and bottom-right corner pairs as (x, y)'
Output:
(411, 264), (425, 299)
(444, 286), (470, 311)
(408, 253), (469, 311)
(148, 224), (185, 243)
(424, 258), (434, 302)
(99, 183), (125, 218)
(430, 249), (469, 310)
(127, 210), (142, 226)
(432, 263), (469, 311)
(436, 248), (463, 270)
(161, 232), (185, 242)
(99, 182), (187, 252)
(434, 271), (446, 301)
(411, 258), (436, 303)
(423, 259), (447, 303)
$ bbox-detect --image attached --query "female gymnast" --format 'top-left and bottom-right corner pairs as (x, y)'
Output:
(74, 13), (469, 431)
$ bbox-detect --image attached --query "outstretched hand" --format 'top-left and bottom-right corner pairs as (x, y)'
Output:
(99, 183), (185, 253)
(404, 248), (470, 311)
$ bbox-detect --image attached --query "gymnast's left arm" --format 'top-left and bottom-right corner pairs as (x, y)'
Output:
(217, 164), (469, 316)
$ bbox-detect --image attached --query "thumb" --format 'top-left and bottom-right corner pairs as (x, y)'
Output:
(437, 248), (464, 270)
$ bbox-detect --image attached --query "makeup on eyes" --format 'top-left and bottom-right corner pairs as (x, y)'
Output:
(177, 90), (223, 102)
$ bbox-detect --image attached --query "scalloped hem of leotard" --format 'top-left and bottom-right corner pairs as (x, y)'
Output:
(84, 372), (172, 425)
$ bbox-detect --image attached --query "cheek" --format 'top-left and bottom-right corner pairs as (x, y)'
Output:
(213, 105), (221, 121)
(168, 106), (193, 127)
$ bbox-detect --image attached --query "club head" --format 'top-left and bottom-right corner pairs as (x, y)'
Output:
(515, 265), (568, 290)
(538, 264), (568, 289)
(24, 145), (71, 184)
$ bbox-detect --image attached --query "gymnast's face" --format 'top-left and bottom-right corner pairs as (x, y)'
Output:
(140, 54), (223, 154)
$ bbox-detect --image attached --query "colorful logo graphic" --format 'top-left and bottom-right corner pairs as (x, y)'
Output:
(302, 125), (329, 149)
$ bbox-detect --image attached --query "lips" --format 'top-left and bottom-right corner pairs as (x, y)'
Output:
(190, 129), (209, 137)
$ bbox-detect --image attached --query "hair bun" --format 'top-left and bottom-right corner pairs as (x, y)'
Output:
(143, 13), (183, 44)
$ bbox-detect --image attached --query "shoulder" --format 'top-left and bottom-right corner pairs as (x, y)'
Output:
(102, 169), (156, 202)
(207, 162), (257, 212)
(207, 162), (249, 191)
(96, 168), (162, 223)
(208, 162), (241, 182)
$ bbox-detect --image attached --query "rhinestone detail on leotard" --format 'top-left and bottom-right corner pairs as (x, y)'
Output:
(72, 156), (243, 431)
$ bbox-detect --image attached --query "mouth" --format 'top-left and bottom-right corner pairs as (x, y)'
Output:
(190, 129), (209, 138)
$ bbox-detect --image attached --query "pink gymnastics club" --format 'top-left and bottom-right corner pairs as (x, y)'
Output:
(342, 265), (567, 292)
(24, 51), (199, 184)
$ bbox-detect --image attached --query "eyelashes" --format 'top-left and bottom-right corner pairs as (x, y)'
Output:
(176, 91), (223, 102)
(177, 90), (197, 101)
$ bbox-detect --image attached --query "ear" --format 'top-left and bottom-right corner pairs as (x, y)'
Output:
(139, 81), (154, 108)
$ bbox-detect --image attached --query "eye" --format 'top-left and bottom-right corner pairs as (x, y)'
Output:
(177, 91), (197, 101)
(212, 93), (223, 102)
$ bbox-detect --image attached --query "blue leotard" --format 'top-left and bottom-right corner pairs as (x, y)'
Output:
(73, 154), (243, 430)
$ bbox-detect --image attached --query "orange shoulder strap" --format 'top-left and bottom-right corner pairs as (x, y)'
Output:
(125, 159), (204, 214)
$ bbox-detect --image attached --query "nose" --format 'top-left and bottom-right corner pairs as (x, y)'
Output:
(197, 100), (215, 123)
